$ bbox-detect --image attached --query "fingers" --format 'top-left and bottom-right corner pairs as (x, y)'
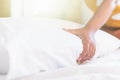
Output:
(77, 43), (89, 64)
(87, 42), (96, 60)
(77, 46), (89, 64)
(77, 41), (96, 64)
(63, 28), (96, 64)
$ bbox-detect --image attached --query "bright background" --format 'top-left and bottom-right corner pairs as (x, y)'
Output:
(0, 0), (97, 24)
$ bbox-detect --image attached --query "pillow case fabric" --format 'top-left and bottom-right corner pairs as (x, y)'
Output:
(7, 28), (120, 80)
(0, 23), (9, 74)
(94, 30), (120, 58)
(0, 46), (9, 74)
(0, 18), (119, 79)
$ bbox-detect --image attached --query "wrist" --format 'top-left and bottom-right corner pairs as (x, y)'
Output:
(82, 27), (96, 36)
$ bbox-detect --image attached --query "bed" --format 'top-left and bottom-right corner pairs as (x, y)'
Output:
(14, 48), (120, 80)
(0, 17), (120, 80)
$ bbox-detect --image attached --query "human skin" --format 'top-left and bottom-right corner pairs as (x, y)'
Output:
(64, 0), (119, 64)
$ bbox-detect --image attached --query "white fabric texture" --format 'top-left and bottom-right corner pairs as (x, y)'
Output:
(6, 28), (83, 79)
(0, 18), (119, 79)
(0, 75), (7, 80)
(14, 49), (120, 80)
(0, 23), (10, 74)
(13, 48), (120, 80)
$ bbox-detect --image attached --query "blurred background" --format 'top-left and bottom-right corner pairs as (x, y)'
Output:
(0, 0), (97, 24)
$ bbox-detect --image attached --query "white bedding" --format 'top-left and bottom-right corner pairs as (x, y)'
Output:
(14, 48), (120, 80)
(0, 17), (120, 80)
(0, 75), (7, 80)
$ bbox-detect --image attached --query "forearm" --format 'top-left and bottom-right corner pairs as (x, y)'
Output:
(84, 0), (118, 33)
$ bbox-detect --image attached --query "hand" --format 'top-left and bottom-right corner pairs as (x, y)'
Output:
(63, 28), (96, 64)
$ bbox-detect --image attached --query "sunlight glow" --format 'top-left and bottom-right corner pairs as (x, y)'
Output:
(31, 0), (56, 14)
(11, 0), (68, 17)
(29, 0), (68, 17)
(11, 0), (24, 17)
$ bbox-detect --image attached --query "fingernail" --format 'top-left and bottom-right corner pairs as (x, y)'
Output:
(76, 59), (81, 65)
(77, 61), (81, 65)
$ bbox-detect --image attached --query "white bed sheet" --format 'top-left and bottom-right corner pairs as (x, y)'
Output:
(0, 75), (7, 80)
(14, 48), (120, 80)
(0, 17), (120, 80)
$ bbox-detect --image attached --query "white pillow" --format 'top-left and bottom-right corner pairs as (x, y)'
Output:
(0, 45), (9, 74)
(7, 28), (120, 80)
(6, 28), (82, 79)
(94, 30), (120, 58)
(0, 18), (119, 79)
(0, 23), (9, 74)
